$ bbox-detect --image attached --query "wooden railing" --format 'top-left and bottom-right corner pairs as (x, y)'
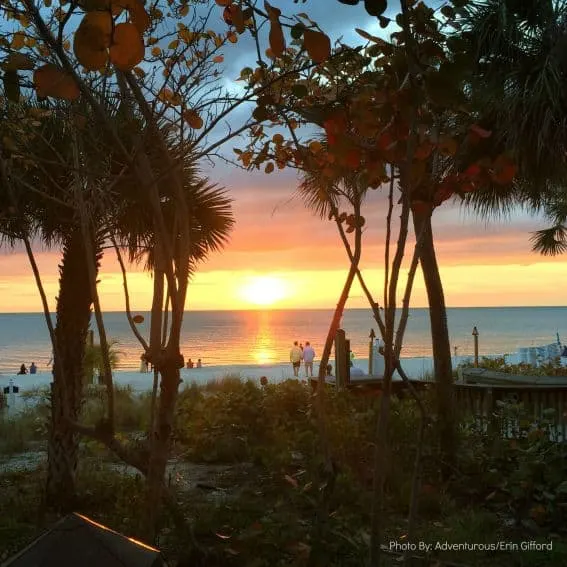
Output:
(453, 383), (567, 440)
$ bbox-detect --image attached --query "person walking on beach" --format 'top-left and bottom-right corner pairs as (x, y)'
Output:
(17, 364), (27, 375)
(29, 362), (37, 375)
(290, 341), (303, 377)
(303, 342), (315, 377)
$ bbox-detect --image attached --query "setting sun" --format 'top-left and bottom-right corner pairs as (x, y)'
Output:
(239, 275), (289, 307)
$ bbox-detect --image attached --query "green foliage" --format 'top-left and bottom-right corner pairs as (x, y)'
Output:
(0, 383), (150, 457)
(175, 378), (427, 498)
(462, 356), (567, 377)
(83, 339), (122, 385)
(0, 399), (49, 455)
(82, 384), (152, 432)
(454, 401), (567, 534)
(6, 388), (51, 450)
(5, 378), (567, 565)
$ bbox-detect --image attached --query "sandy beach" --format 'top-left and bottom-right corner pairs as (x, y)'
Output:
(0, 355), (479, 415)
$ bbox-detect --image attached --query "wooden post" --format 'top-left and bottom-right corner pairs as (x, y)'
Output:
(472, 326), (479, 368)
(88, 329), (94, 347)
(369, 328), (375, 375)
(335, 329), (348, 391)
(345, 339), (351, 387)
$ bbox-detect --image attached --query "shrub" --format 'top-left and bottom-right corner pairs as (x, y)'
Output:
(82, 384), (151, 432)
(462, 356), (567, 377)
(452, 402), (567, 534)
(0, 406), (49, 455)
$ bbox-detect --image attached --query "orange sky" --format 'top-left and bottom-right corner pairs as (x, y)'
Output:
(0, 4), (565, 312)
(0, 170), (565, 313)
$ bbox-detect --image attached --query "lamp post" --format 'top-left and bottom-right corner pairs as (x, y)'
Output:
(472, 326), (479, 368)
(369, 328), (375, 375)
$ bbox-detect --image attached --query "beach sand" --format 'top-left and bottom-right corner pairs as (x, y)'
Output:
(0, 355), (477, 415)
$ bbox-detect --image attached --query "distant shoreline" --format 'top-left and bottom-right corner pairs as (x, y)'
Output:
(0, 305), (565, 315)
(1, 308), (564, 374)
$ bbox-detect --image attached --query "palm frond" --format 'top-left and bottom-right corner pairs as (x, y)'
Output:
(297, 136), (370, 218)
(461, 185), (519, 220)
(297, 171), (339, 219)
(530, 224), (567, 255)
(460, 0), (567, 185)
(455, 0), (567, 254)
(110, 126), (234, 274)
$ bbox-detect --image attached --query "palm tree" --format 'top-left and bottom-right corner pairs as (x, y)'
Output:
(0, 101), (106, 510)
(84, 339), (123, 384)
(458, 0), (567, 254)
(0, 99), (234, 510)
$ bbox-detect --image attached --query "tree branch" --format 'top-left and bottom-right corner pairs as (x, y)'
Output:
(111, 237), (149, 351)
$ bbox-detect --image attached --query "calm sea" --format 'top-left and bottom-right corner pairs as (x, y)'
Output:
(0, 307), (565, 374)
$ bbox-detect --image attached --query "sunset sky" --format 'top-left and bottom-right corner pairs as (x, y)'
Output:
(1, 166), (565, 312)
(0, 2), (565, 312)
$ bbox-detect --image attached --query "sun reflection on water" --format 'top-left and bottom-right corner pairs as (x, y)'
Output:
(253, 349), (277, 365)
(250, 311), (279, 365)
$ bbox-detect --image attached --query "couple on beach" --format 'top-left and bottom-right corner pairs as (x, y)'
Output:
(290, 341), (315, 378)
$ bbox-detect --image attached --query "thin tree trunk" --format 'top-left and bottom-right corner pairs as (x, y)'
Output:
(370, 195), (410, 567)
(317, 206), (363, 385)
(412, 210), (456, 475)
(317, 267), (358, 384)
(47, 229), (100, 510)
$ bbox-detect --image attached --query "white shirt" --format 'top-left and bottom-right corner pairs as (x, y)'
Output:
(290, 346), (303, 363)
(303, 346), (315, 363)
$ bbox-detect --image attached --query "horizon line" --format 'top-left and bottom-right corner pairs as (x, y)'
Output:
(0, 305), (565, 315)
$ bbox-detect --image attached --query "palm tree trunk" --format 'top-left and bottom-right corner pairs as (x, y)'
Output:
(47, 229), (100, 510)
(144, 357), (180, 539)
(412, 210), (456, 473)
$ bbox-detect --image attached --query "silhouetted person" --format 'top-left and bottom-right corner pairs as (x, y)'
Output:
(186, 358), (194, 369)
(303, 342), (315, 377)
(29, 362), (37, 375)
(17, 364), (27, 375)
(196, 358), (202, 368)
(290, 341), (303, 377)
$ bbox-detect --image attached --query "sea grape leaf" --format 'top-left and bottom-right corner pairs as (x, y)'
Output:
(364, 0), (387, 16)
(303, 30), (331, 63)
(34, 64), (80, 100)
(269, 20), (285, 56)
(74, 12), (112, 71)
(109, 23), (145, 71)
(183, 109), (204, 129)
(4, 53), (35, 71)
(129, 0), (151, 34)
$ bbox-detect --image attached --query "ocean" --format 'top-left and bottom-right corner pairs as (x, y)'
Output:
(0, 307), (565, 375)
